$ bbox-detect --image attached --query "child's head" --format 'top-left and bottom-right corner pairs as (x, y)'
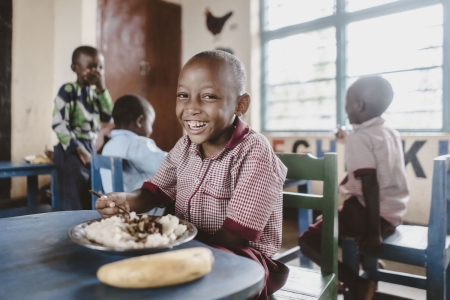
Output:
(176, 50), (250, 152)
(71, 46), (104, 86)
(346, 76), (393, 124)
(112, 94), (155, 138)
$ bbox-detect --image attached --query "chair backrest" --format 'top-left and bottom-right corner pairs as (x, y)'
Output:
(276, 152), (338, 277)
(90, 155), (124, 209)
(428, 154), (450, 252)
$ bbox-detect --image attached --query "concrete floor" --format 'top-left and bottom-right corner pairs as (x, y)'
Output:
(280, 218), (427, 300)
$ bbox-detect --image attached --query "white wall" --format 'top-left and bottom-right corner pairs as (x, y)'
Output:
(11, 0), (97, 198)
(173, 0), (256, 126)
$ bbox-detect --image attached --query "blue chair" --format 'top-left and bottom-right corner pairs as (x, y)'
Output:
(90, 155), (124, 210)
(342, 154), (450, 300)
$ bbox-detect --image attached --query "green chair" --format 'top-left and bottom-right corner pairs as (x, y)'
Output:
(272, 153), (338, 300)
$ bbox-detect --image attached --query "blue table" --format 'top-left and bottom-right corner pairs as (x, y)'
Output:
(0, 211), (265, 300)
(0, 162), (61, 217)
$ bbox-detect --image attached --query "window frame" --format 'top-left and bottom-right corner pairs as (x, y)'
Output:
(260, 0), (450, 132)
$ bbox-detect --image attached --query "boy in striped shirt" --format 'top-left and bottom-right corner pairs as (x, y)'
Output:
(52, 46), (113, 210)
(299, 76), (409, 300)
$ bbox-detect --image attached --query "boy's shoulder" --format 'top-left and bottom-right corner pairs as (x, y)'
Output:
(348, 119), (399, 143)
(239, 128), (273, 150)
(56, 82), (79, 101)
(58, 82), (78, 93)
(110, 130), (160, 148)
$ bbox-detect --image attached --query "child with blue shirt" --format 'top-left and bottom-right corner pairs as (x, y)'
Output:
(102, 94), (166, 193)
(52, 46), (113, 210)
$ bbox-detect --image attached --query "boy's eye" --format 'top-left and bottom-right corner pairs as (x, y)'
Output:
(203, 94), (217, 100)
(177, 93), (188, 99)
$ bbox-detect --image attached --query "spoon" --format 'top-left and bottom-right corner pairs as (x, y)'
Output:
(88, 190), (131, 217)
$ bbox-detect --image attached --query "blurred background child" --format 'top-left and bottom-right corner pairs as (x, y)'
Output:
(299, 76), (409, 300)
(101, 94), (166, 214)
(52, 46), (113, 210)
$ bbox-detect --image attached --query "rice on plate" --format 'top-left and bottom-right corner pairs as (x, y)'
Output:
(85, 212), (187, 249)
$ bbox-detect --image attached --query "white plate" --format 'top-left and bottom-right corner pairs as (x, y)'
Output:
(68, 216), (198, 255)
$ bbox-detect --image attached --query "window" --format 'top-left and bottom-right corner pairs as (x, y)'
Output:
(261, 0), (450, 132)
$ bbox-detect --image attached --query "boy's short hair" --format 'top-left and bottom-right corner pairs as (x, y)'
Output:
(72, 46), (99, 65)
(192, 50), (246, 95)
(113, 94), (155, 127)
(351, 76), (394, 116)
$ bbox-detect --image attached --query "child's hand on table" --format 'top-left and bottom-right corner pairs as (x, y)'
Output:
(95, 192), (130, 218)
(356, 233), (382, 253)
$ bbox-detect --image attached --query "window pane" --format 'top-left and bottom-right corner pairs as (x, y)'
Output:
(264, 0), (335, 31)
(264, 27), (336, 131)
(346, 0), (399, 12)
(347, 5), (443, 130)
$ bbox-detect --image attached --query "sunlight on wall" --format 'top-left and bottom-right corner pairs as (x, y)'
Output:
(11, 0), (97, 198)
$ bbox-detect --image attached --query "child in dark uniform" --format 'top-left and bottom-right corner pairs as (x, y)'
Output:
(52, 46), (113, 210)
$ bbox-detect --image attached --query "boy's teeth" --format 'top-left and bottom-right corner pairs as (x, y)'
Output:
(187, 121), (207, 129)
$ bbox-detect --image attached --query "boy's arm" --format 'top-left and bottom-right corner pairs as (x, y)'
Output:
(221, 137), (287, 247)
(95, 188), (160, 218)
(196, 228), (247, 247)
(97, 89), (114, 123)
(358, 173), (382, 253)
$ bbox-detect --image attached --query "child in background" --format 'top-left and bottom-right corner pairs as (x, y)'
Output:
(299, 76), (409, 300)
(102, 94), (166, 215)
(52, 46), (113, 210)
(95, 50), (289, 299)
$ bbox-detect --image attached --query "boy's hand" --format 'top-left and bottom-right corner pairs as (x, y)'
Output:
(84, 70), (106, 93)
(335, 125), (347, 143)
(77, 147), (92, 166)
(95, 193), (130, 218)
(356, 234), (382, 253)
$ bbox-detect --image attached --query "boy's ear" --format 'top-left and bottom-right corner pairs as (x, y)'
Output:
(357, 99), (365, 112)
(354, 98), (365, 112)
(235, 93), (251, 117)
(71, 63), (76, 72)
(136, 115), (145, 127)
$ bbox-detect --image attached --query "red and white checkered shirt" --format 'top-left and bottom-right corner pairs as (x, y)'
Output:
(142, 118), (287, 256)
(339, 117), (409, 226)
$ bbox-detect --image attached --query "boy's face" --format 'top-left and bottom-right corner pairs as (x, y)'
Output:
(345, 87), (360, 124)
(139, 111), (154, 138)
(72, 52), (104, 85)
(176, 59), (242, 148)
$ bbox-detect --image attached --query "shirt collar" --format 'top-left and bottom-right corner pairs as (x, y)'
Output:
(188, 116), (250, 156)
(352, 117), (385, 132)
(225, 117), (250, 149)
(110, 129), (139, 138)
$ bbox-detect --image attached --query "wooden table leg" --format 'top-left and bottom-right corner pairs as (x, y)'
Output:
(27, 175), (38, 207)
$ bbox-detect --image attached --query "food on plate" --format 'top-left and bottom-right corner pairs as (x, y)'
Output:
(24, 154), (52, 164)
(85, 212), (187, 249)
(97, 247), (214, 288)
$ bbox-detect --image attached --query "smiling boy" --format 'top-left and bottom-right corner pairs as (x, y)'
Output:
(52, 46), (113, 210)
(95, 50), (289, 299)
